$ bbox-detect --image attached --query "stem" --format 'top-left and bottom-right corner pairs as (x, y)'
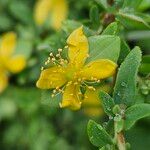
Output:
(116, 132), (126, 150)
(114, 122), (126, 150)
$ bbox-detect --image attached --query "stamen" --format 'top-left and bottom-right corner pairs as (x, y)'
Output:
(59, 102), (62, 108)
(41, 67), (44, 71)
(74, 82), (78, 85)
(84, 95), (88, 99)
(86, 54), (90, 58)
(66, 81), (72, 86)
(56, 54), (60, 57)
(51, 94), (55, 98)
(78, 92), (82, 95)
(64, 45), (68, 49)
(78, 78), (82, 82)
(50, 53), (53, 56)
(88, 86), (96, 91)
(53, 89), (56, 93)
(56, 86), (59, 90)
(58, 48), (62, 52)
(52, 58), (56, 61)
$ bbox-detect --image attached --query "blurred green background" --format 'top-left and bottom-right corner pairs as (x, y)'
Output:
(0, 0), (150, 150)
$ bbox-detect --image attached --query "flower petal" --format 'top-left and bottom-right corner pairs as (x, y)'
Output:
(83, 108), (103, 117)
(34, 0), (67, 30)
(80, 59), (117, 80)
(0, 32), (16, 57)
(34, 0), (52, 26)
(60, 83), (82, 110)
(67, 26), (89, 68)
(83, 89), (102, 117)
(83, 89), (100, 107)
(0, 71), (8, 93)
(36, 66), (67, 89)
(51, 0), (68, 30)
(6, 55), (26, 73)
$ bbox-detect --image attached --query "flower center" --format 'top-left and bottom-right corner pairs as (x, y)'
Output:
(65, 65), (80, 81)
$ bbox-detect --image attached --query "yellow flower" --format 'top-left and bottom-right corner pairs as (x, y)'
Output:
(0, 32), (26, 93)
(82, 84), (110, 117)
(36, 26), (117, 110)
(34, 0), (68, 30)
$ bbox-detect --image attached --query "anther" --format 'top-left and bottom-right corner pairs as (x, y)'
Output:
(51, 94), (55, 98)
(56, 54), (60, 57)
(86, 54), (90, 58)
(78, 78), (82, 82)
(41, 67), (44, 71)
(88, 86), (96, 91)
(58, 48), (62, 52)
(56, 86), (59, 90)
(74, 82), (78, 85)
(53, 90), (56, 93)
(97, 80), (100, 83)
(50, 53), (53, 56)
(52, 58), (56, 61)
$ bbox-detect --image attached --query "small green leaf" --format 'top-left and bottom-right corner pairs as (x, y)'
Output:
(139, 55), (150, 74)
(87, 35), (120, 63)
(122, 0), (142, 9)
(139, 63), (150, 74)
(113, 46), (142, 106)
(112, 105), (121, 114)
(117, 11), (150, 29)
(102, 22), (119, 35)
(90, 5), (100, 28)
(94, 0), (108, 9)
(125, 104), (150, 130)
(8, 1), (33, 24)
(118, 39), (130, 64)
(99, 91), (115, 116)
(87, 120), (113, 147)
(138, 0), (150, 11)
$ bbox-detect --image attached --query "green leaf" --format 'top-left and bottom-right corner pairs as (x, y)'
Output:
(122, 0), (142, 9)
(41, 90), (62, 108)
(113, 46), (142, 106)
(117, 11), (150, 29)
(62, 20), (82, 34)
(94, 0), (108, 9)
(0, 99), (17, 121)
(87, 35), (120, 63)
(118, 39), (130, 64)
(8, 1), (33, 24)
(139, 55), (150, 74)
(15, 38), (33, 59)
(90, 5), (100, 28)
(99, 91), (115, 116)
(139, 63), (150, 74)
(102, 22), (119, 35)
(138, 0), (150, 11)
(125, 104), (150, 130)
(87, 120), (113, 147)
(0, 14), (13, 31)
(99, 145), (115, 150)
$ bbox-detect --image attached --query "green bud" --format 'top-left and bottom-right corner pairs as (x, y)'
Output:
(113, 105), (121, 114)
